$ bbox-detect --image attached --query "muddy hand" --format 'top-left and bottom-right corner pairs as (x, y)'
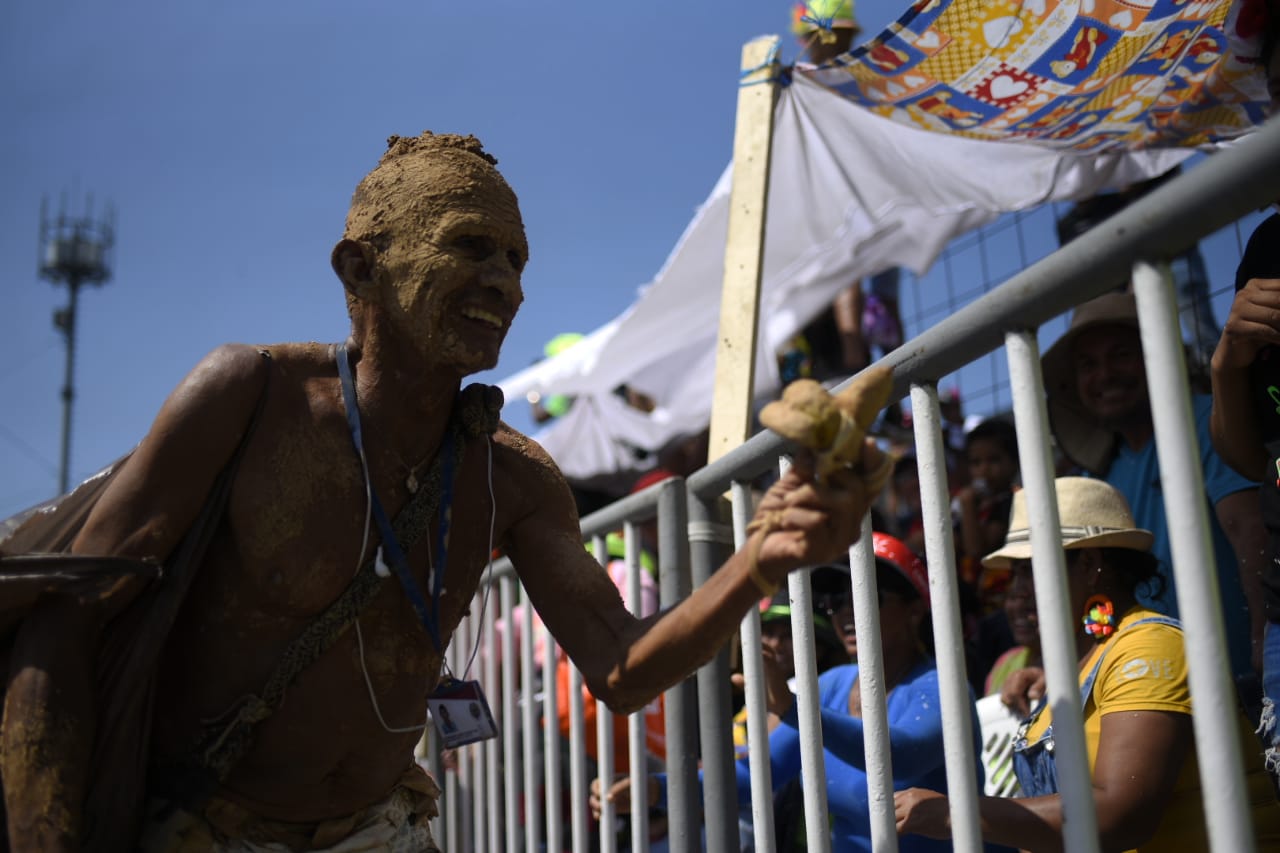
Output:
(746, 439), (889, 583)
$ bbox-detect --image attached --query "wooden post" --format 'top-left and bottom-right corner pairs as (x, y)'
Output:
(706, 35), (781, 464)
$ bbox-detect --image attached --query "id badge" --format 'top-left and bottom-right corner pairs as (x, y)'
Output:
(428, 678), (499, 748)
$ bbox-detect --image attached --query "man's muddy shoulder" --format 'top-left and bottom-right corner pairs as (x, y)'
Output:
(252, 341), (337, 371)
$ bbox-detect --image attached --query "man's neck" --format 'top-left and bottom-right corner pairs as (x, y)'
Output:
(1115, 418), (1154, 452)
(343, 331), (463, 459)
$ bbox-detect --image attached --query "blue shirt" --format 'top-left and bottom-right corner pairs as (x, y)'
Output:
(1104, 393), (1257, 676)
(661, 660), (982, 853)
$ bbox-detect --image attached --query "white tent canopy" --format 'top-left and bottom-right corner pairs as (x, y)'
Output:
(499, 72), (1189, 478)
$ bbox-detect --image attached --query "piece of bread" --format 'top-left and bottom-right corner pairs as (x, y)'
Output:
(759, 365), (893, 482)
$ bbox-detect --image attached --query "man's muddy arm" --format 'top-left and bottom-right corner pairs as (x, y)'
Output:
(0, 345), (269, 849)
(510, 460), (873, 714)
(72, 345), (270, 557)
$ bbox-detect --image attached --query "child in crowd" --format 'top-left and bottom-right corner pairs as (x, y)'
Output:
(948, 418), (1021, 689)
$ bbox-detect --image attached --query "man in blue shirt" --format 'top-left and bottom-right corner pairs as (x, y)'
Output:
(1042, 291), (1268, 681)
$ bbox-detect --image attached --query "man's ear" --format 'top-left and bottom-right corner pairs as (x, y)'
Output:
(331, 239), (379, 302)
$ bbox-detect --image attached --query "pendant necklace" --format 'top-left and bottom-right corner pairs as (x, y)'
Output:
(388, 445), (432, 494)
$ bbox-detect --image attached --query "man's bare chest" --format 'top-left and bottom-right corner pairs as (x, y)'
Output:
(212, 423), (511, 628)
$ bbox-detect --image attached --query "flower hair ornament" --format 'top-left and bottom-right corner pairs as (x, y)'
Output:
(1081, 594), (1115, 640)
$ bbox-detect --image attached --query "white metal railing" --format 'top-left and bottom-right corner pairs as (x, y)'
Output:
(423, 115), (1280, 851)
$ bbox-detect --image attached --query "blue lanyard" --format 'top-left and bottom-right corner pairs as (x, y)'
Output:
(336, 344), (454, 653)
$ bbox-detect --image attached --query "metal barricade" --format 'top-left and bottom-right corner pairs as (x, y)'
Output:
(426, 114), (1280, 851)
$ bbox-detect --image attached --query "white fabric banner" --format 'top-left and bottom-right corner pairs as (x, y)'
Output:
(501, 73), (1191, 477)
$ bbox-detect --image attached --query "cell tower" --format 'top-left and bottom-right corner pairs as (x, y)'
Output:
(38, 194), (116, 495)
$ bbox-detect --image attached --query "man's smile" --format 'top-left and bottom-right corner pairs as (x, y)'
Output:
(460, 305), (505, 330)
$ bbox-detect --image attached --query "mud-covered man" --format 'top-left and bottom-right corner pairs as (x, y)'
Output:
(0, 132), (885, 851)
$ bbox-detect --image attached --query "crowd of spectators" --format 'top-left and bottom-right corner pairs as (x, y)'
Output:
(561, 188), (1280, 852)
(501, 3), (1280, 851)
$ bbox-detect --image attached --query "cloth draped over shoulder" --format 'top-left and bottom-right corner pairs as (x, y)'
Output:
(0, 351), (274, 851)
(0, 350), (503, 851)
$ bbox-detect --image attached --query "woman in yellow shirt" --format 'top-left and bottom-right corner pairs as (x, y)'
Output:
(894, 477), (1280, 851)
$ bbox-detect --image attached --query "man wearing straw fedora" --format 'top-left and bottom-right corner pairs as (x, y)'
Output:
(1041, 290), (1269, 685)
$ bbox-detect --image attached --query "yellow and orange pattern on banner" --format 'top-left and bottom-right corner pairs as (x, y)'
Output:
(797, 0), (1273, 150)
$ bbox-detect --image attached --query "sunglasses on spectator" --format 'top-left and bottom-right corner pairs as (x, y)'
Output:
(816, 587), (899, 615)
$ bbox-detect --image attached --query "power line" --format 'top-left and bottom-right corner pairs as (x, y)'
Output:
(0, 420), (58, 477)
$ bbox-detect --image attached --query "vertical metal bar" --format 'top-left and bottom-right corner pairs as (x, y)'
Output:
(424, 707), (444, 846)
(569, 661), (589, 853)
(544, 621), (564, 853)
(910, 383), (983, 853)
(501, 575), (522, 853)
(792, 585), (832, 850)
(623, 520), (651, 852)
(567, 543), (591, 853)
(445, 625), (462, 853)
(732, 479), (777, 853)
(1132, 260), (1255, 852)
(521, 588), (542, 853)
(444, 744), (459, 850)
(455, 617), (472, 853)
(659, 478), (698, 853)
(850, 513), (898, 852)
(484, 581), (502, 851)
(596, 700), (616, 853)
(764, 456), (830, 853)
(688, 493), (739, 852)
(592, 535), (617, 853)
(1006, 330), (1101, 853)
(472, 741), (486, 853)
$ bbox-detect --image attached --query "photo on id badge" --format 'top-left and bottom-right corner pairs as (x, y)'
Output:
(430, 678), (498, 748)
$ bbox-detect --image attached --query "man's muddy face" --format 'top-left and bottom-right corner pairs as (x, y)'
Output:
(372, 156), (527, 375)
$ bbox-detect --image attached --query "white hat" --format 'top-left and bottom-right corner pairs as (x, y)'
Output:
(982, 477), (1153, 570)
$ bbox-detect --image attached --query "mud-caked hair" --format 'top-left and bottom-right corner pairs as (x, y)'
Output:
(344, 131), (505, 248)
(340, 131), (520, 319)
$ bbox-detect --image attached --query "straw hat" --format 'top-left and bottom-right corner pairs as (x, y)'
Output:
(1040, 291), (1140, 475)
(981, 477), (1153, 569)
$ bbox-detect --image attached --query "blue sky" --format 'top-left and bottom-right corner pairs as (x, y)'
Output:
(0, 0), (1263, 519)
(5, 0), (886, 516)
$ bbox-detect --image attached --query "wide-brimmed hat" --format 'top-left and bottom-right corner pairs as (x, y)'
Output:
(1040, 291), (1140, 475)
(982, 477), (1153, 569)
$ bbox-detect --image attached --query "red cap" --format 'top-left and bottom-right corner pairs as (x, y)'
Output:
(872, 532), (930, 608)
(631, 468), (677, 494)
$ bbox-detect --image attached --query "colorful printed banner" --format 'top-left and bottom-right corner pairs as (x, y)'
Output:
(797, 0), (1273, 150)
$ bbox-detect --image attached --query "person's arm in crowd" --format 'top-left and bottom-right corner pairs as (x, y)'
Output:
(1210, 278), (1280, 480)
(895, 709), (1191, 852)
(1215, 488), (1270, 673)
(774, 673), (945, 779)
(832, 283), (869, 372)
